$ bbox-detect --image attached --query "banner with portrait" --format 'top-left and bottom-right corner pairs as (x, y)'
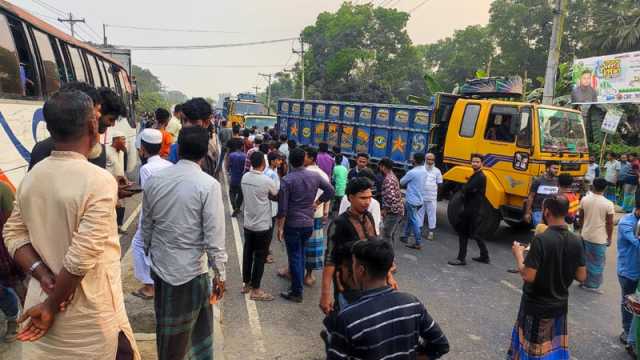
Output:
(572, 51), (640, 104)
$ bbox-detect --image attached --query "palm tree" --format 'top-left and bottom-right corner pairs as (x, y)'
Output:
(589, 1), (640, 53)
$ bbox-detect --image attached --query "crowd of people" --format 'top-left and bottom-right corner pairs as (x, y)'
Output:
(1, 82), (640, 360)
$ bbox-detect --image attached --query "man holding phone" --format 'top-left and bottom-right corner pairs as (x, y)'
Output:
(508, 195), (586, 359)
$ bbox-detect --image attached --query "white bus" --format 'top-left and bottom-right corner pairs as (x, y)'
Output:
(0, 0), (136, 191)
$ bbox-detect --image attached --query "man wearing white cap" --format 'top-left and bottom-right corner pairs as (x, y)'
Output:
(106, 130), (129, 230)
(131, 128), (173, 300)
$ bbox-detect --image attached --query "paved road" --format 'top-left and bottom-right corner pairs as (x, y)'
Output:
(219, 186), (631, 359)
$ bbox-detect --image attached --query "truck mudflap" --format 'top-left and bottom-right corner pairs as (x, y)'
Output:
(442, 166), (506, 210)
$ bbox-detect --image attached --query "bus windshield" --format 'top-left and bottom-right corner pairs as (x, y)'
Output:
(235, 102), (266, 115)
(245, 116), (277, 130)
(538, 108), (588, 153)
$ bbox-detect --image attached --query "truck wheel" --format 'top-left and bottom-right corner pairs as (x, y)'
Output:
(447, 191), (501, 238)
(505, 219), (532, 230)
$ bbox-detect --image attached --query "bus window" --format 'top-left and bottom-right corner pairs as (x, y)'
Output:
(32, 29), (61, 94)
(58, 41), (74, 81)
(69, 46), (86, 82)
(0, 14), (23, 96)
(85, 53), (102, 87)
(50, 38), (72, 83)
(7, 17), (40, 97)
(112, 67), (123, 95)
(100, 59), (113, 88)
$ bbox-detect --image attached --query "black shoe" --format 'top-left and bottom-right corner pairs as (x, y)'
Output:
(231, 209), (239, 217)
(472, 256), (490, 264)
(447, 259), (466, 266)
(507, 268), (519, 274)
(620, 332), (629, 345)
(280, 291), (303, 303)
(399, 237), (408, 244)
(405, 243), (422, 250)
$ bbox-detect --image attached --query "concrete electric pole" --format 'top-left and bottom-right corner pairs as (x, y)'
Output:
(542, 0), (568, 105)
(292, 36), (305, 100)
(58, 13), (85, 38)
(259, 73), (273, 114)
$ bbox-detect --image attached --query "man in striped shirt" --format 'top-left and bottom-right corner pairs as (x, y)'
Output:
(325, 240), (449, 359)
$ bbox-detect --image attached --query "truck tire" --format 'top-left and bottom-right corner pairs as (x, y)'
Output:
(447, 191), (501, 239)
(505, 219), (532, 230)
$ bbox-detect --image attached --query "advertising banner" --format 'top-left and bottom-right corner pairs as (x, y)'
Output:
(572, 51), (640, 104)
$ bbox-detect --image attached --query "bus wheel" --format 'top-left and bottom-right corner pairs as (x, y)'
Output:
(447, 191), (501, 238)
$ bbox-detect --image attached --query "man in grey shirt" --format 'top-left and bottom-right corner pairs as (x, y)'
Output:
(241, 151), (278, 301)
(142, 126), (227, 360)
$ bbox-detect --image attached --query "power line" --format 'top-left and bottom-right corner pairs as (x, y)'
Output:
(136, 63), (289, 68)
(30, 0), (65, 16)
(82, 23), (102, 41)
(408, 0), (431, 13)
(115, 37), (298, 51)
(387, 0), (402, 7)
(105, 24), (240, 34)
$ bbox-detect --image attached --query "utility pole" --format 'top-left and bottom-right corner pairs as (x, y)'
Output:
(253, 85), (260, 96)
(259, 73), (273, 114)
(103, 24), (108, 46)
(58, 13), (85, 38)
(542, 0), (568, 105)
(292, 36), (305, 100)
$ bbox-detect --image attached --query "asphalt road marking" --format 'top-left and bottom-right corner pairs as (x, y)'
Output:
(121, 202), (141, 232)
(222, 172), (267, 357)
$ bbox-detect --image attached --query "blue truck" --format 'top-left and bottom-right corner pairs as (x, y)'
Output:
(276, 98), (433, 167)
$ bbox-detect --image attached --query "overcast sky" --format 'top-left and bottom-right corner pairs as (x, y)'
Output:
(12, 0), (491, 100)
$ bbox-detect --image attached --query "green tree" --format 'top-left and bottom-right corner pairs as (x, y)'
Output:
(137, 92), (170, 114)
(584, 0), (640, 55)
(419, 25), (495, 91)
(132, 65), (163, 93)
(488, 0), (554, 89)
(302, 2), (424, 103)
(163, 90), (188, 105)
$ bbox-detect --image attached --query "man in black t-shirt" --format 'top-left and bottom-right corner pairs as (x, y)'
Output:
(507, 194), (586, 359)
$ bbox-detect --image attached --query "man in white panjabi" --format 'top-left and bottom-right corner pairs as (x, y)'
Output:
(419, 153), (443, 241)
(2, 91), (139, 359)
(131, 128), (173, 300)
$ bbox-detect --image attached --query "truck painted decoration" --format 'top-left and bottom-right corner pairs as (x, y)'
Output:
(277, 99), (433, 166)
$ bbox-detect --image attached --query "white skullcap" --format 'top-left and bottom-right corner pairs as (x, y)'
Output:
(110, 130), (125, 139)
(140, 128), (163, 145)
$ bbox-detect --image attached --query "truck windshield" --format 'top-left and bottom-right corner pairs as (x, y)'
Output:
(235, 102), (266, 115)
(538, 108), (588, 153)
(245, 116), (276, 129)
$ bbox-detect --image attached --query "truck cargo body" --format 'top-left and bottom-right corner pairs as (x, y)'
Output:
(276, 99), (433, 167)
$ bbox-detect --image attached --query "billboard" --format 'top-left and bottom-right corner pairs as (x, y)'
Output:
(572, 51), (640, 104)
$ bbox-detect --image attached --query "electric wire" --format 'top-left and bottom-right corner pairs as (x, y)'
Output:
(114, 37), (298, 51)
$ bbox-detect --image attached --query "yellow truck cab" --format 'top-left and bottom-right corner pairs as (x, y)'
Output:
(223, 93), (268, 129)
(433, 78), (589, 235)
